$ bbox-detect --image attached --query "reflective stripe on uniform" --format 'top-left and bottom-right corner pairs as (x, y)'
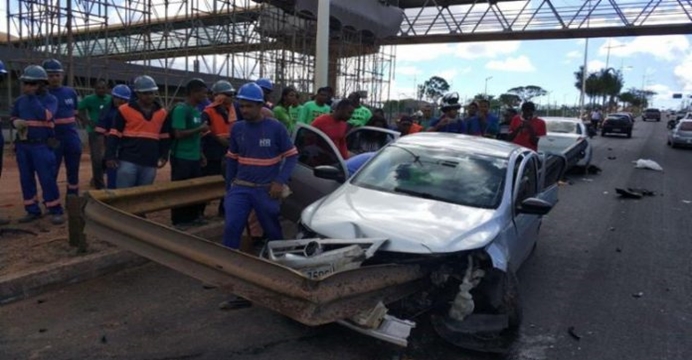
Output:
(54, 117), (76, 125)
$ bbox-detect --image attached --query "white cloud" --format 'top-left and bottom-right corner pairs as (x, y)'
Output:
(396, 65), (421, 76)
(674, 53), (692, 92)
(438, 69), (458, 81)
(455, 41), (521, 59)
(395, 44), (455, 62)
(576, 39), (586, 45)
(566, 50), (582, 59)
(598, 36), (690, 62)
(485, 55), (535, 72)
(587, 60), (606, 72)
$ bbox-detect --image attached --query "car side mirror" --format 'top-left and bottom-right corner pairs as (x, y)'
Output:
(517, 197), (553, 215)
(314, 165), (345, 183)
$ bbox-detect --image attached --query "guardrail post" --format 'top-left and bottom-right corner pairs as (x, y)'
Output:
(67, 194), (87, 253)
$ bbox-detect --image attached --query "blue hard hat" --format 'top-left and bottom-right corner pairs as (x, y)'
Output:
(42, 59), (63, 73)
(20, 65), (48, 82)
(255, 78), (273, 92)
(111, 84), (132, 101)
(133, 75), (158, 92)
(236, 82), (265, 103)
(0, 60), (6, 75)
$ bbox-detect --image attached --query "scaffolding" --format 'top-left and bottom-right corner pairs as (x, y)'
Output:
(4, 0), (395, 108)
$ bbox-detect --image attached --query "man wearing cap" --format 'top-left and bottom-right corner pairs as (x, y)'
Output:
(509, 102), (546, 151)
(95, 84), (131, 189)
(201, 80), (237, 217)
(169, 79), (210, 227)
(346, 92), (373, 128)
(105, 75), (171, 188)
(78, 79), (111, 190)
(223, 82), (298, 251)
(428, 92), (466, 134)
(11, 65), (65, 224)
(44, 58), (82, 196)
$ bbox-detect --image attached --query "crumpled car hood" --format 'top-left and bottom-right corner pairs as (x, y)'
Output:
(301, 184), (502, 254)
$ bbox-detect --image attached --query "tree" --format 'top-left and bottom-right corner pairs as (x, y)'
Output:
(417, 76), (450, 103)
(599, 68), (624, 109)
(499, 93), (522, 108)
(619, 88), (656, 109)
(506, 85), (548, 102)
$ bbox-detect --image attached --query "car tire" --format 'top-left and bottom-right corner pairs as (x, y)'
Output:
(671, 143), (677, 149)
(500, 269), (523, 330)
(601, 131), (606, 137)
(627, 131), (632, 138)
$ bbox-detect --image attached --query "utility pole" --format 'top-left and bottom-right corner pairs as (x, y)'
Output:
(484, 76), (493, 96)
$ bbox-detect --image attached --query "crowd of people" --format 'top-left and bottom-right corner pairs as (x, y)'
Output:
(0, 63), (547, 242)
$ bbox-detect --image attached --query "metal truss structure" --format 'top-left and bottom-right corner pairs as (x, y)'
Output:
(3, 0), (691, 104)
(3, 0), (395, 106)
(388, 0), (692, 44)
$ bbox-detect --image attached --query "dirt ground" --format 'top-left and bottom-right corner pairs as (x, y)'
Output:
(0, 144), (178, 277)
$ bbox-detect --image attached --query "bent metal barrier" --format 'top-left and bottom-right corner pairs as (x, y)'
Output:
(79, 176), (429, 326)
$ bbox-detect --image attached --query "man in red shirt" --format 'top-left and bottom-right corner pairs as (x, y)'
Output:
(508, 101), (546, 151)
(311, 99), (354, 159)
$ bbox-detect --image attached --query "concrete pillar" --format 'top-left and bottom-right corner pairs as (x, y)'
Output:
(315, 0), (330, 90)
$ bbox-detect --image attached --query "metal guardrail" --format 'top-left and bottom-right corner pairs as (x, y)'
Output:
(78, 176), (429, 326)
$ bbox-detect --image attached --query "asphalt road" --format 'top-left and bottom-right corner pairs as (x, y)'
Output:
(2, 117), (691, 360)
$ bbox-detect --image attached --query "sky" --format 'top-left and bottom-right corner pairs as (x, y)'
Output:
(390, 34), (692, 110)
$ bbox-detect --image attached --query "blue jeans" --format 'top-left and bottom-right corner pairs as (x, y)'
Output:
(116, 160), (157, 189)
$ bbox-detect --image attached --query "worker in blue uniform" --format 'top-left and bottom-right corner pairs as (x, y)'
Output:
(0, 60), (8, 225)
(11, 65), (65, 225)
(43, 59), (82, 196)
(219, 82), (297, 310)
(95, 84), (132, 189)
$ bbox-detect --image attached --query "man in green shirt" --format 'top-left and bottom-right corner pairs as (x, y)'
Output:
(170, 78), (209, 227)
(78, 80), (111, 189)
(297, 86), (331, 125)
(346, 92), (373, 127)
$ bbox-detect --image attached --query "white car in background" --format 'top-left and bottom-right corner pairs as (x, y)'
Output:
(538, 117), (592, 169)
(667, 120), (692, 148)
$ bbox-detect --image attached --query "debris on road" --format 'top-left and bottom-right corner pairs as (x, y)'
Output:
(632, 292), (644, 298)
(36, 299), (45, 304)
(38, 328), (47, 333)
(567, 326), (581, 341)
(609, 227), (616, 231)
(682, 200), (691, 204)
(616, 248), (622, 253)
(616, 188), (642, 199)
(607, 156), (617, 160)
(581, 178), (594, 182)
(101, 335), (108, 344)
(628, 188), (656, 197)
(586, 165), (602, 174)
(634, 159), (663, 172)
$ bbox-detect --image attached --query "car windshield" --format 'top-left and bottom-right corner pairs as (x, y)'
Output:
(351, 144), (508, 209)
(546, 121), (578, 134)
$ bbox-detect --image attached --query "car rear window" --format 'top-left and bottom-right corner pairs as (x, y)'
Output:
(546, 121), (578, 134)
(679, 122), (692, 131)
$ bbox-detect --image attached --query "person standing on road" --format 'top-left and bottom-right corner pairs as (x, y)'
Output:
(201, 80), (238, 217)
(428, 92), (465, 134)
(169, 78), (210, 227)
(272, 87), (300, 133)
(346, 92), (373, 128)
(95, 84), (131, 189)
(311, 99), (355, 159)
(44, 59), (82, 196)
(223, 82), (298, 251)
(11, 65), (65, 225)
(105, 75), (171, 189)
(508, 101), (546, 152)
(0, 60), (9, 225)
(78, 79), (111, 190)
(466, 99), (500, 138)
(297, 87), (332, 125)
(590, 108), (602, 133)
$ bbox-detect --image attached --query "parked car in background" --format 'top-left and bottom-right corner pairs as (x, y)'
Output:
(539, 117), (591, 169)
(643, 108), (661, 122)
(667, 120), (692, 148)
(602, 113), (634, 138)
(675, 110), (687, 121)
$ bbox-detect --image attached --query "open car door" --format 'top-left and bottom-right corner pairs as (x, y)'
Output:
(346, 126), (400, 156)
(282, 123), (347, 222)
(537, 152), (566, 206)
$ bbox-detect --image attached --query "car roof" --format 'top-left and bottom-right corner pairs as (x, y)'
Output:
(395, 132), (523, 159)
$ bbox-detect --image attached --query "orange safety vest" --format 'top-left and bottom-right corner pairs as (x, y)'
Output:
(110, 104), (169, 140)
(204, 102), (237, 138)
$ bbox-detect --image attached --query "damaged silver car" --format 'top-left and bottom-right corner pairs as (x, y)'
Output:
(268, 130), (566, 352)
